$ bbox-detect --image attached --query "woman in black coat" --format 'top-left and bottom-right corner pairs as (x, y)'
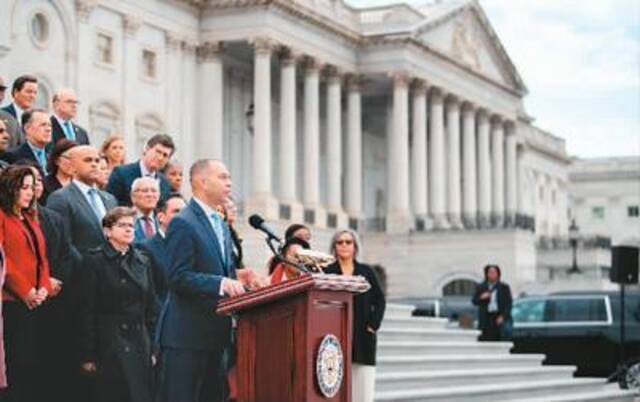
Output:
(80, 207), (159, 402)
(472, 264), (513, 341)
(324, 229), (385, 402)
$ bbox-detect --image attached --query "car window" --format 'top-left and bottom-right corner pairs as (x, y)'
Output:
(545, 298), (608, 322)
(512, 299), (545, 323)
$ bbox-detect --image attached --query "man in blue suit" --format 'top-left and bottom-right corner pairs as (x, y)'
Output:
(157, 159), (252, 402)
(106, 133), (174, 206)
(1, 74), (38, 147)
(130, 177), (161, 242)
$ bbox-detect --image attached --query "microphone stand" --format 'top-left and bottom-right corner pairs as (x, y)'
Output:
(264, 237), (310, 274)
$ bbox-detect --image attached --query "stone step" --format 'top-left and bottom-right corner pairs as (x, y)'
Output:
(376, 366), (576, 391)
(374, 378), (611, 402)
(377, 353), (546, 373)
(506, 384), (639, 402)
(381, 316), (450, 330)
(377, 340), (512, 356)
(378, 327), (480, 343)
(384, 303), (415, 319)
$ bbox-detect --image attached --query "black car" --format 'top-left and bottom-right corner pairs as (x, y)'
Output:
(511, 290), (640, 377)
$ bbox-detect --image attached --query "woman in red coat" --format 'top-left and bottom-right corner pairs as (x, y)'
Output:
(0, 166), (53, 402)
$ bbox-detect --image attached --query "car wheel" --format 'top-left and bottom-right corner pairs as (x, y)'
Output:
(624, 362), (640, 390)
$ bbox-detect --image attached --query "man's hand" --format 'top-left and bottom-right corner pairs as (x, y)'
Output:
(479, 291), (491, 300)
(496, 315), (504, 325)
(222, 278), (246, 298)
(237, 268), (269, 290)
(36, 287), (48, 304)
(81, 362), (97, 373)
(49, 277), (63, 297)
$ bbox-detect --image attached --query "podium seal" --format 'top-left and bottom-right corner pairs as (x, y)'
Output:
(316, 334), (344, 398)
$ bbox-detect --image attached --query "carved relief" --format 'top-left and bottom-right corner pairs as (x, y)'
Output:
(451, 13), (481, 71)
(196, 41), (223, 63)
(251, 36), (277, 56)
(123, 15), (143, 37)
(75, 0), (98, 23)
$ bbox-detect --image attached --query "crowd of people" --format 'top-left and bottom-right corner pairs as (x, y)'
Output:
(0, 74), (387, 402)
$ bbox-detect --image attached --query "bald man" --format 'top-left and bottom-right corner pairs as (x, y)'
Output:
(158, 159), (260, 402)
(50, 88), (89, 147)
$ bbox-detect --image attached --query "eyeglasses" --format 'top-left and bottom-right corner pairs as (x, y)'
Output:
(134, 188), (159, 194)
(336, 240), (353, 246)
(113, 222), (134, 229)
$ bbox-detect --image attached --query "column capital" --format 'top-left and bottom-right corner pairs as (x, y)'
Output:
(196, 41), (223, 63)
(445, 93), (460, 106)
(325, 65), (343, 84)
(75, 0), (98, 23)
(491, 114), (504, 125)
(504, 119), (517, 132)
(302, 56), (323, 73)
(251, 36), (277, 56)
(477, 107), (490, 118)
(389, 70), (411, 87)
(461, 100), (475, 111)
(165, 32), (183, 53)
(430, 86), (445, 101)
(279, 47), (302, 66)
(346, 74), (365, 92)
(123, 15), (143, 38)
(181, 37), (198, 54)
(412, 78), (428, 93)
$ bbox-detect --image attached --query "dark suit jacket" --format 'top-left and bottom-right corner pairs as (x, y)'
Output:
(159, 199), (235, 351)
(46, 181), (118, 254)
(106, 161), (172, 206)
(1, 142), (47, 175)
(134, 215), (159, 242)
(472, 281), (513, 330)
(136, 233), (169, 304)
(325, 261), (386, 365)
(1, 104), (17, 120)
(50, 116), (90, 147)
(38, 206), (78, 284)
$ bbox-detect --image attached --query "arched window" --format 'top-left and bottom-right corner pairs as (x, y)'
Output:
(89, 101), (120, 147)
(35, 81), (51, 111)
(442, 279), (477, 296)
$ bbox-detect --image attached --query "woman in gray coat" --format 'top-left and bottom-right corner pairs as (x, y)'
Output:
(80, 207), (159, 402)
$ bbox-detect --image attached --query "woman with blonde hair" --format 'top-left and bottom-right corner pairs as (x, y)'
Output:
(101, 134), (126, 173)
(324, 229), (386, 402)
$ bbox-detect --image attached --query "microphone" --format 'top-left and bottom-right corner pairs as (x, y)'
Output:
(248, 214), (281, 243)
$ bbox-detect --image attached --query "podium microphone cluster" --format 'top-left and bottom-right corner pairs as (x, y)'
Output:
(248, 214), (282, 243)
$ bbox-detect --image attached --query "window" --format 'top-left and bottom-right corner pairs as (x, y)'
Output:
(442, 279), (477, 297)
(512, 299), (546, 323)
(96, 33), (114, 65)
(628, 206), (639, 218)
(545, 298), (608, 323)
(34, 82), (50, 111)
(30, 12), (50, 47)
(142, 49), (157, 79)
(591, 206), (605, 220)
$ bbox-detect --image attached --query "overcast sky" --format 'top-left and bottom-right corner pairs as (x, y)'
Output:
(346, 0), (640, 158)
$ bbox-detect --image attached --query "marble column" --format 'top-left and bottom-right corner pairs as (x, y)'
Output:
(74, 0), (97, 127)
(429, 88), (449, 229)
(477, 109), (492, 228)
(446, 95), (462, 228)
(248, 37), (278, 218)
(345, 75), (363, 219)
(411, 80), (428, 220)
(196, 41), (223, 160)
(326, 67), (343, 214)
(165, 33), (182, 139)
(179, 40), (198, 192)
(302, 57), (324, 225)
(278, 49), (298, 205)
(387, 71), (411, 233)
(461, 102), (477, 228)
(491, 116), (505, 227)
(505, 121), (518, 227)
(122, 15), (142, 156)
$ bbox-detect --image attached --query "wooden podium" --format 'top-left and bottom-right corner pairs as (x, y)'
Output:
(217, 274), (370, 402)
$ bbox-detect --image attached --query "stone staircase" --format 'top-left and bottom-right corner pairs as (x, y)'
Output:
(375, 304), (638, 402)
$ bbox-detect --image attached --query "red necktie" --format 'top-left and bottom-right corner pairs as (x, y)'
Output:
(143, 216), (154, 238)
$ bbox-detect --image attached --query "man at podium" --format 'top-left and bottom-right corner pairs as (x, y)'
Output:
(157, 159), (257, 402)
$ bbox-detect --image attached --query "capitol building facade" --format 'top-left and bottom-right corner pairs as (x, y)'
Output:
(1, 0), (579, 298)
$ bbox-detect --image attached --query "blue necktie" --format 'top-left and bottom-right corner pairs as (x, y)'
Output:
(63, 121), (75, 141)
(35, 149), (47, 175)
(88, 188), (105, 221)
(210, 213), (225, 259)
